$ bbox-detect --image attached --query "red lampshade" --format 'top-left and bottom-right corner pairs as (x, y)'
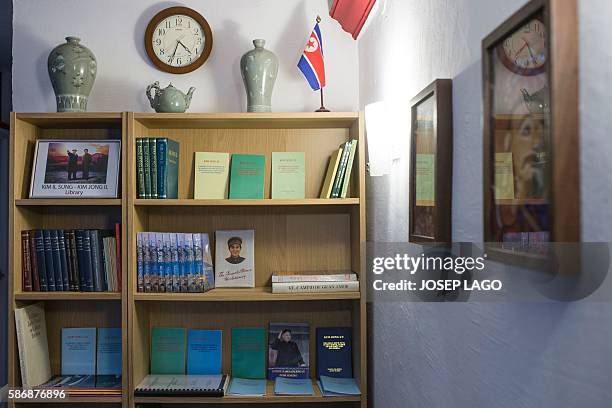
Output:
(329, 0), (377, 40)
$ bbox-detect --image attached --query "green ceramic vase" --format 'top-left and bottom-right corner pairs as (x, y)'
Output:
(240, 39), (279, 112)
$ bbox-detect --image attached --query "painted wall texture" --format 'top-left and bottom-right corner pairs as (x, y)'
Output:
(359, 0), (612, 407)
(12, 0), (358, 112)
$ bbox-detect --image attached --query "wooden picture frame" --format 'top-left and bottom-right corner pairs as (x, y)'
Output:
(482, 0), (579, 265)
(409, 79), (453, 243)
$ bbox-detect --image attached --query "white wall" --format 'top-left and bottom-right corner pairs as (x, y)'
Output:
(359, 0), (612, 407)
(12, 0), (358, 113)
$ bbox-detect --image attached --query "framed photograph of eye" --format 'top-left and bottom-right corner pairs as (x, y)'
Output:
(482, 0), (579, 264)
(409, 79), (453, 243)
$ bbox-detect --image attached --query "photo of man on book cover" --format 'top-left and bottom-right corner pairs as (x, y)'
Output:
(214, 230), (254, 288)
(268, 322), (309, 380)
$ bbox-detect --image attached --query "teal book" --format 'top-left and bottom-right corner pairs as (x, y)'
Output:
(150, 327), (186, 374)
(229, 154), (266, 199)
(156, 138), (180, 199)
(331, 141), (352, 198)
(271, 152), (305, 199)
(231, 328), (266, 379)
(61, 327), (96, 375)
(150, 138), (158, 199)
(227, 378), (267, 396)
(136, 138), (146, 198)
(319, 376), (361, 396)
(142, 138), (152, 199)
(340, 140), (358, 198)
(97, 328), (122, 375)
(187, 329), (222, 375)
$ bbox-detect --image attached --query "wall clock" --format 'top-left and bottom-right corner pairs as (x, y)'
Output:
(497, 18), (547, 76)
(145, 6), (213, 74)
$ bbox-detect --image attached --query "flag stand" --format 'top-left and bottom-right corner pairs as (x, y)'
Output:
(316, 87), (330, 112)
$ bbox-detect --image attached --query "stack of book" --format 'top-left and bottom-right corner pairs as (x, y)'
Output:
(320, 140), (358, 199)
(136, 137), (180, 199)
(20, 227), (121, 292)
(136, 232), (214, 293)
(271, 272), (359, 294)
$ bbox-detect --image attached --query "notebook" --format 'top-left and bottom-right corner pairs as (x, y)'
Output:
(134, 374), (229, 397)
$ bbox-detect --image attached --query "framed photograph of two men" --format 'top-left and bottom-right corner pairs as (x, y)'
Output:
(29, 139), (121, 198)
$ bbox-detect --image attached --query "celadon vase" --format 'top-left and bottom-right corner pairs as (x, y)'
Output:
(240, 39), (279, 112)
(47, 36), (97, 112)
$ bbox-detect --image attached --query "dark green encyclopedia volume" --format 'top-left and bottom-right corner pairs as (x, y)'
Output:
(156, 138), (180, 199)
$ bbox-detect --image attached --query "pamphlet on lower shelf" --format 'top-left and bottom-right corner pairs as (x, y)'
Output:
(227, 378), (267, 396)
(134, 374), (229, 397)
(318, 376), (361, 396)
(272, 281), (360, 294)
(274, 377), (314, 395)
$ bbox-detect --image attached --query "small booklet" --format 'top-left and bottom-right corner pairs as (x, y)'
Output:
(273, 377), (314, 396)
(134, 374), (229, 397)
(318, 376), (361, 396)
(227, 378), (267, 396)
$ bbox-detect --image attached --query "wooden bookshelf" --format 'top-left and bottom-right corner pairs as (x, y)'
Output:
(8, 112), (129, 408)
(8, 112), (367, 408)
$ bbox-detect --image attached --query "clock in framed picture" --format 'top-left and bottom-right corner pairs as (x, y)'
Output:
(145, 6), (213, 74)
(482, 0), (579, 266)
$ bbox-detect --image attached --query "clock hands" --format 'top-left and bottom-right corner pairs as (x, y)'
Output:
(169, 34), (186, 63)
(177, 40), (192, 55)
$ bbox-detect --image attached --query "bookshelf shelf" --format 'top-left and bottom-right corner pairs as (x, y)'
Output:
(134, 198), (360, 207)
(14, 396), (122, 404)
(14, 292), (122, 301)
(494, 198), (548, 205)
(133, 287), (360, 302)
(15, 199), (123, 207)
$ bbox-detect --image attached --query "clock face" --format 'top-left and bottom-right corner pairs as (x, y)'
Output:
(145, 7), (213, 74)
(499, 18), (546, 76)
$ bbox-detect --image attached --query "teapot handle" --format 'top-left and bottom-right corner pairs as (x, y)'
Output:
(146, 81), (161, 109)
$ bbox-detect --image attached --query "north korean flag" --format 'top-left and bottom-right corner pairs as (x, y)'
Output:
(298, 22), (326, 91)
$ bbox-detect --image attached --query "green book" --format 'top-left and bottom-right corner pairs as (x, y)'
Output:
(136, 139), (146, 199)
(231, 327), (266, 379)
(229, 154), (266, 199)
(150, 138), (158, 199)
(340, 140), (358, 198)
(142, 138), (152, 199)
(156, 138), (180, 199)
(150, 327), (186, 374)
(271, 152), (305, 199)
(331, 140), (352, 198)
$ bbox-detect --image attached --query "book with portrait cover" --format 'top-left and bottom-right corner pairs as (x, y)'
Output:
(268, 322), (309, 380)
(214, 230), (255, 288)
(229, 154), (265, 199)
(316, 327), (352, 379)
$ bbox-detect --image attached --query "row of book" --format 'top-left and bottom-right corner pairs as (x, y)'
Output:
(137, 232), (215, 293)
(271, 272), (360, 294)
(21, 226), (121, 292)
(14, 303), (122, 390)
(136, 137), (180, 199)
(136, 323), (358, 397)
(320, 139), (358, 199)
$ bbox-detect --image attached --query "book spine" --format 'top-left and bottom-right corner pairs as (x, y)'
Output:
(137, 233), (144, 292)
(82, 230), (94, 292)
(34, 230), (48, 291)
(143, 138), (152, 199)
(170, 234), (180, 293)
(49, 230), (64, 291)
(331, 141), (351, 198)
(166, 139), (180, 199)
(75, 230), (86, 291)
(185, 234), (195, 292)
(57, 230), (70, 291)
(62, 231), (74, 291)
(136, 138), (146, 199)
(28, 233), (41, 291)
(42, 230), (56, 291)
(100, 235), (110, 291)
(143, 233), (153, 293)
(115, 223), (121, 292)
(89, 230), (103, 292)
(156, 233), (165, 292)
(272, 274), (358, 283)
(150, 138), (158, 199)
(340, 140), (358, 198)
(21, 231), (33, 291)
(149, 233), (159, 293)
(177, 233), (188, 293)
(14, 311), (29, 387)
(163, 233), (173, 291)
(68, 231), (80, 291)
(157, 138), (168, 199)
(272, 281), (360, 293)
(193, 233), (203, 292)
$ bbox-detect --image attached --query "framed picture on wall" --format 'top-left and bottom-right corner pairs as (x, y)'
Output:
(409, 79), (453, 243)
(29, 139), (121, 198)
(482, 0), (579, 265)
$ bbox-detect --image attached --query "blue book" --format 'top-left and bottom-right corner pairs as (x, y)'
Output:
(137, 233), (144, 292)
(163, 233), (173, 291)
(61, 327), (96, 375)
(148, 233), (159, 292)
(156, 233), (165, 292)
(89, 230), (104, 292)
(57, 230), (70, 291)
(177, 233), (188, 292)
(170, 234), (180, 292)
(193, 234), (204, 292)
(49, 230), (64, 291)
(184, 234), (196, 292)
(156, 138), (180, 199)
(228, 378), (267, 396)
(319, 376), (361, 396)
(143, 233), (153, 293)
(96, 328), (122, 375)
(42, 230), (57, 291)
(316, 327), (352, 379)
(187, 329), (222, 375)
(81, 230), (94, 292)
(33, 230), (48, 291)
(274, 377), (314, 395)
(201, 233), (215, 291)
